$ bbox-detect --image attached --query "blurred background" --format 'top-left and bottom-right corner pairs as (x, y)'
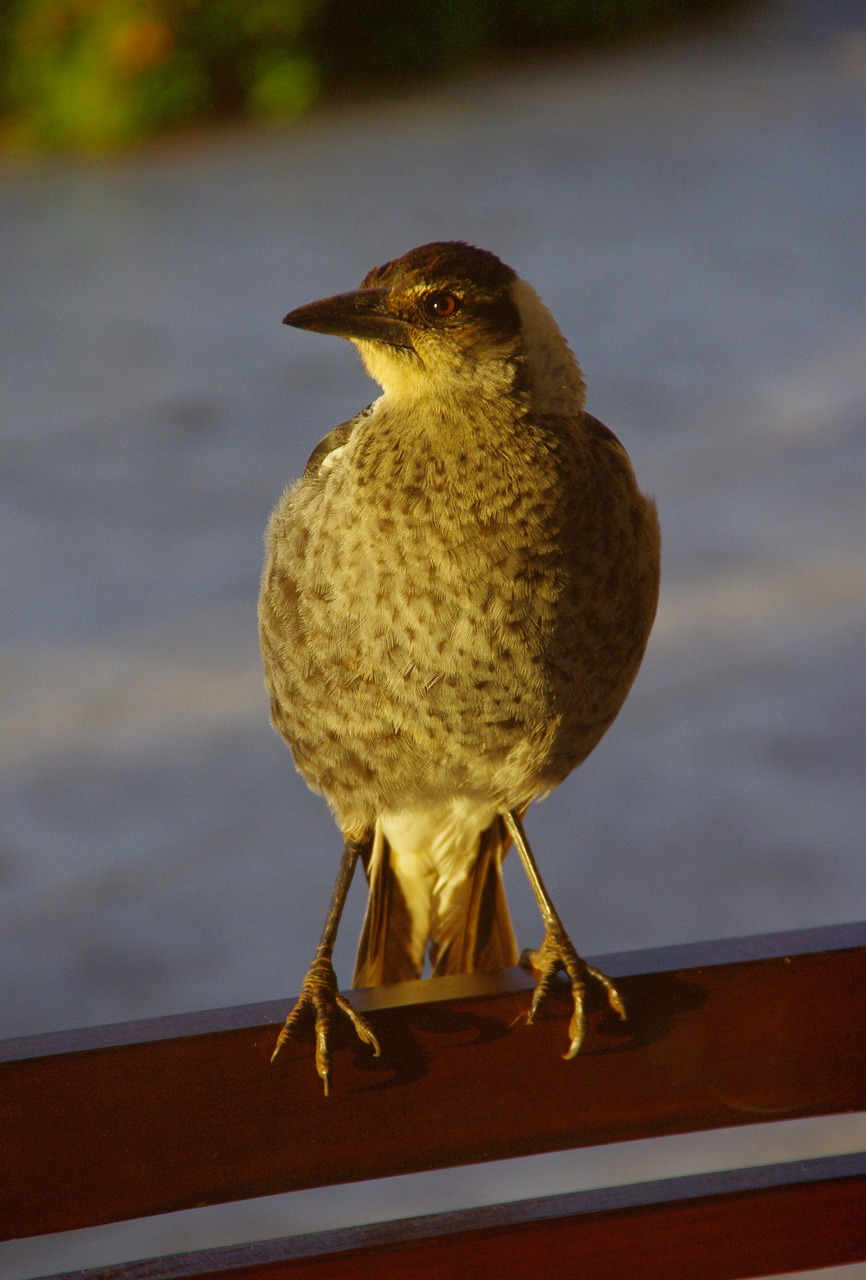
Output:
(1, 0), (865, 1276)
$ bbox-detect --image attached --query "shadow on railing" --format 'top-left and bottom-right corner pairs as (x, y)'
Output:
(2, 922), (865, 1278)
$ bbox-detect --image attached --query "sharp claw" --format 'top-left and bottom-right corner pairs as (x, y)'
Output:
(272, 954), (378, 1092)
(522, 924), (624, 1056)
(528, 969), (553, 1025)
(270, 1008), (301, 1062)
(336, 994), (382, 1057)
(584, 961), (627, 1021)
(314, 1013), (331, 1091)
(564, 1004), (585, 1060)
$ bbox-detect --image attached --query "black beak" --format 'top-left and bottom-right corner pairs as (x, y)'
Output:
(283, 287), (414, 349)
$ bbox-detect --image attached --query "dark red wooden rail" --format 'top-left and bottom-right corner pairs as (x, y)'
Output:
(2, 922), (865, 1278)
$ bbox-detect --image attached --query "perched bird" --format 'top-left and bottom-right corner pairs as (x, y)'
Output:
(260, 241), (660, 1093)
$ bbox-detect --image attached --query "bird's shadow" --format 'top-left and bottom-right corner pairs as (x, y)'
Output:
(347, 969), (707, 1091)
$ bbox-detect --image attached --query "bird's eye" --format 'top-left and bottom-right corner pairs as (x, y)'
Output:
(425, 292), (459, 318)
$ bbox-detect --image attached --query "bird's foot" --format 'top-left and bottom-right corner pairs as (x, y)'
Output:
(520, 922), (626, 1059)
(271, 948), (380, 1095)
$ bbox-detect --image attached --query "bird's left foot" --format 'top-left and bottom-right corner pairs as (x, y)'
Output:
(521, 922), (626, 1058)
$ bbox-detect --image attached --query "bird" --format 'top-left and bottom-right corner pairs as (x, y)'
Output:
(259, 241), (660, 1093)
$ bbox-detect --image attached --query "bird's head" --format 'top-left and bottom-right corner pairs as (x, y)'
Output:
(283, 241), (585, 414)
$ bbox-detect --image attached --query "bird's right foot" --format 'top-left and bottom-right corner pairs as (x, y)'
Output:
(271, 947), (380, 1095)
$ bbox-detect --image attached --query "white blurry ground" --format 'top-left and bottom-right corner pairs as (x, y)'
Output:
(1, 1), (865, 1276)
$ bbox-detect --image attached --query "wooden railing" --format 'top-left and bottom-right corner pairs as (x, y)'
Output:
(2, 921), (865, 1278)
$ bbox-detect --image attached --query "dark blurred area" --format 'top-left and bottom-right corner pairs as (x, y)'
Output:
(0, 0), (747, 152)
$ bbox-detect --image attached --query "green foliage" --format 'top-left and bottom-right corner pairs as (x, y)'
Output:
(0, 0), (321, 152)
(0, 0), (744, 153)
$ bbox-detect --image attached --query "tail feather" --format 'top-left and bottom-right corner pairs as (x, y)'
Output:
(353, 813), (518, 988)
(429, 817), (519, 975)
(353, 822), (425, 988)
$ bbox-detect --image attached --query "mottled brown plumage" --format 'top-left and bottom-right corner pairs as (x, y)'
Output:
(260, 242), (660, 1091)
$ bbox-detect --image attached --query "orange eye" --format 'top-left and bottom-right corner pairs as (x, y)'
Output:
(426, 292), (459, 318)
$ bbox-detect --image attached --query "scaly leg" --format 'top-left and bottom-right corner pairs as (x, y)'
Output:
(503, 810), (625, 1058)
(272, 833), (380, 1094)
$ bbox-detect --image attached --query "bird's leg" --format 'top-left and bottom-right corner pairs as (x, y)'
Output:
(503, 810), (625, 1058)
(272, 833), (380, 1095)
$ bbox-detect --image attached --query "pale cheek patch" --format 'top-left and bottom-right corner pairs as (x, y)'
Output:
(509, 278), (587, 414)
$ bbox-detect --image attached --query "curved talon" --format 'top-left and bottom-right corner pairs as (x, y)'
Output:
(521, 925), (625, 1059)
(272, 952), (380, 1095)
(582, 959), (627, 1023)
